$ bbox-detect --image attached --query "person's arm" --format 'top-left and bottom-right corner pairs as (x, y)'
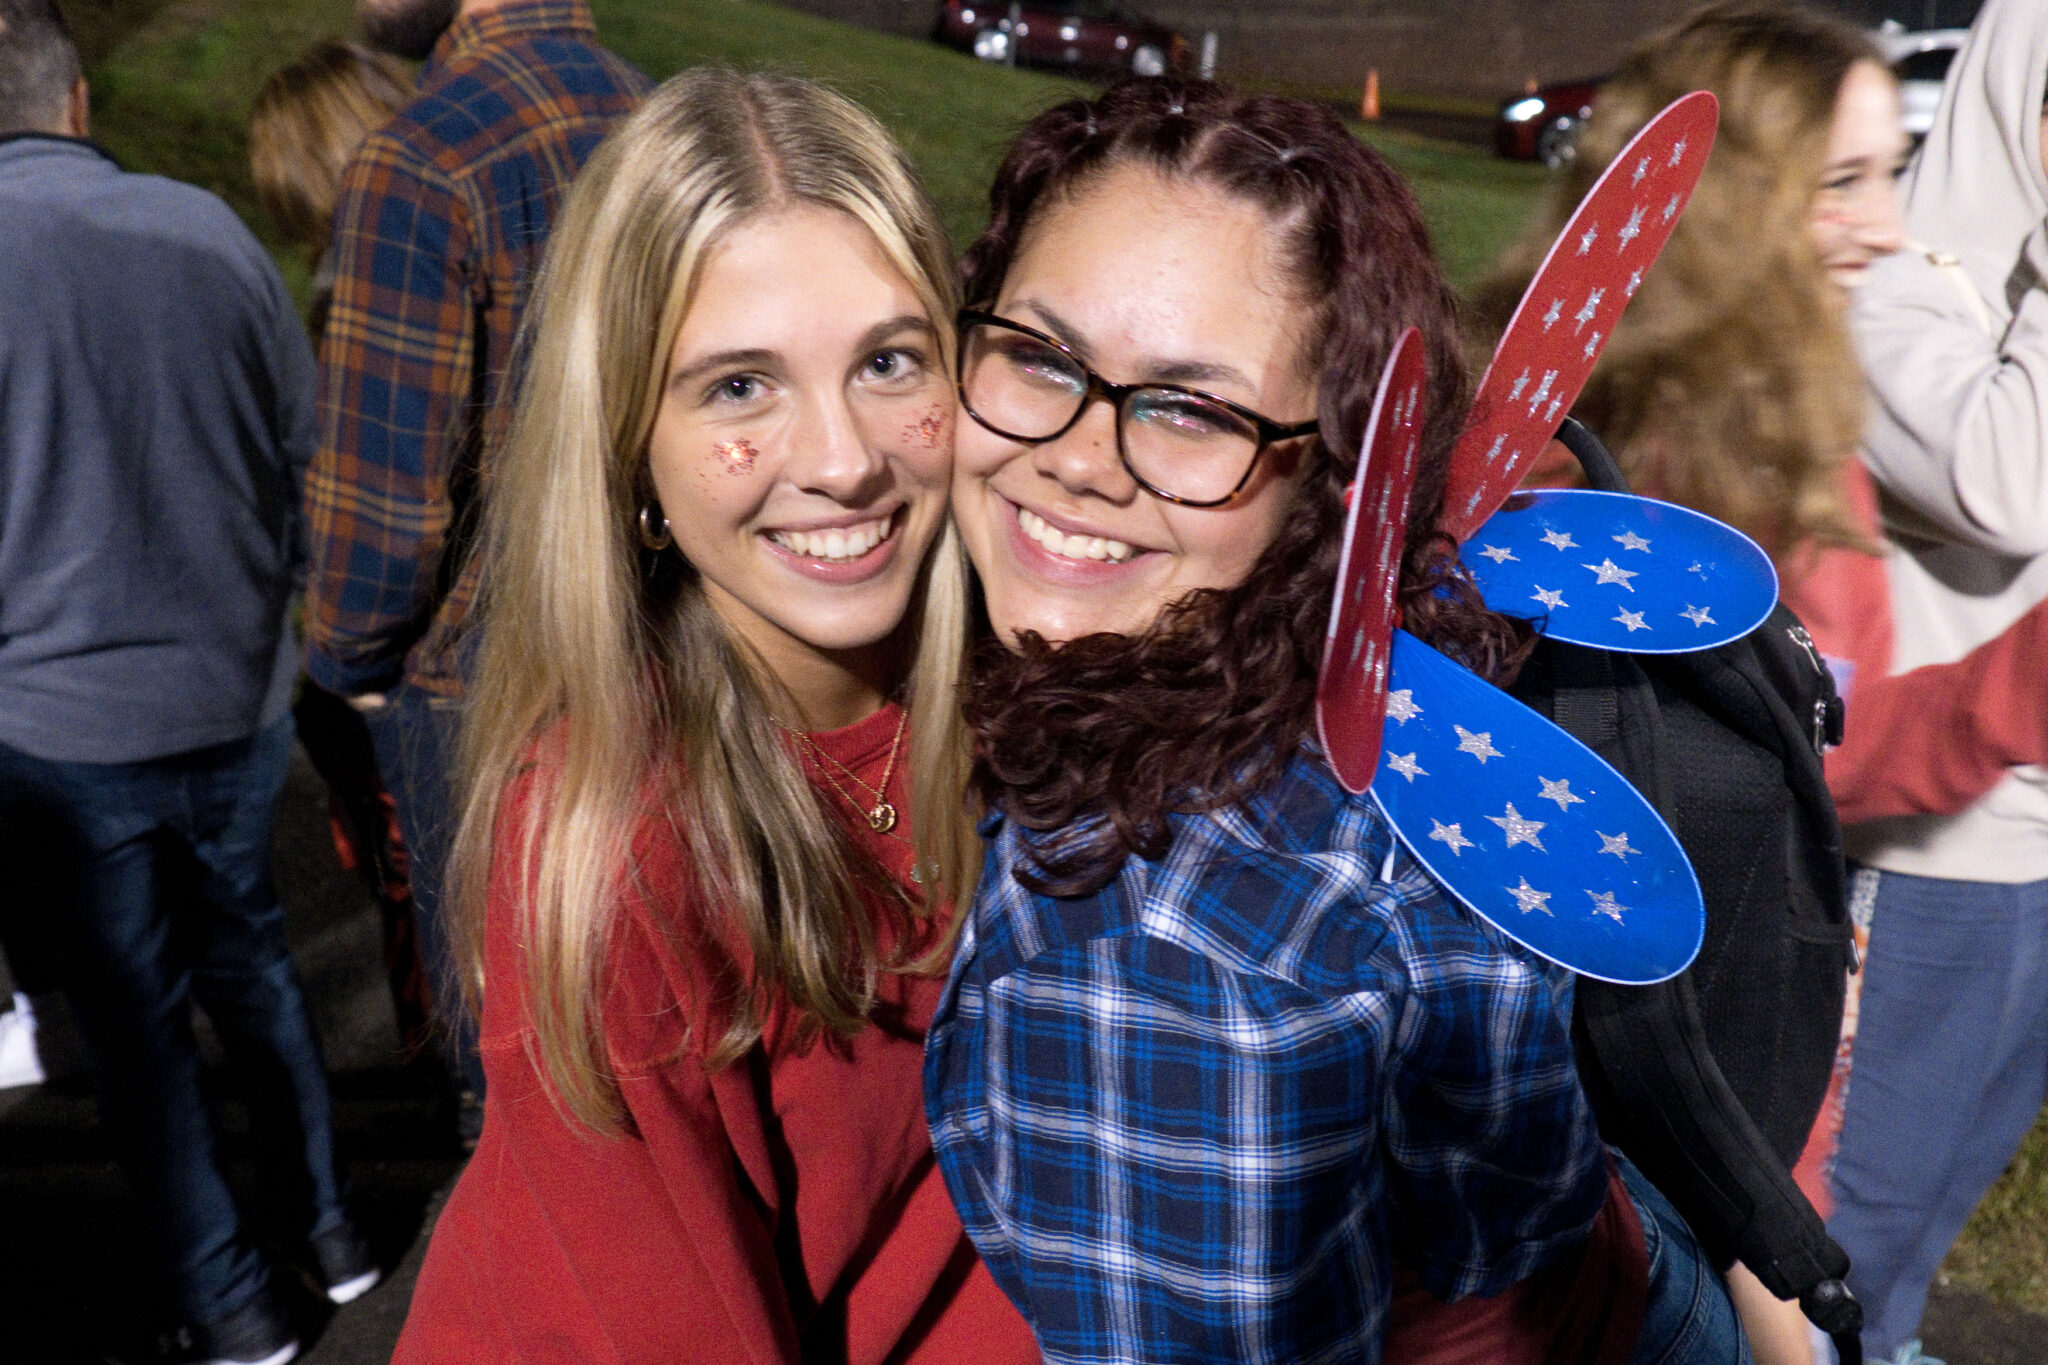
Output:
(1381, 895), (1608, 1301)
(265, 258), (319, 586)
(1855, 226), (2048, 556)
(301, 133), (475, 699)
(1826, 596), (2048, 824)
(416, 781), (804, 1362)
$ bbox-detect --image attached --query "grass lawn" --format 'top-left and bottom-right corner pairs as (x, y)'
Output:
(74, 0), (2048, 1327)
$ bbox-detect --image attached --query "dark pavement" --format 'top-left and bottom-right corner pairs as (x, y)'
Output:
(3, 741), (2046, 1362)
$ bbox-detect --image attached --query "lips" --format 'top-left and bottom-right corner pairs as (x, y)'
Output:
(767, 514), (895, 561)
(1015, 504), (1135, 564)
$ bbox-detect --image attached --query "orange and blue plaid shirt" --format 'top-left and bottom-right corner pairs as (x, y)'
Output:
(303, 0), (648, 698)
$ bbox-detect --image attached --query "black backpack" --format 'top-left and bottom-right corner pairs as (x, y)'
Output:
(1507, 419), (1866, 1362)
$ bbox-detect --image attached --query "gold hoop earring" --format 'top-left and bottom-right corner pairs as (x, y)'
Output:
(637, 503), (672, 551)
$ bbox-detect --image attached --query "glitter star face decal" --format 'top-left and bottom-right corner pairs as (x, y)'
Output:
(903, 404), (947, 449)
(713, 438), (759, 474)
(1454, 726), (1504, 763)
(1464, 489), (1779, 654)
(1369, 630), (1704, 984)
(1440, 91), (1719, 542)
(1317, 328), (1428, 794)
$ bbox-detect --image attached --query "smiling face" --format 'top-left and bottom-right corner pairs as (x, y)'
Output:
(645, 204), (952, 685)
(952, 162), (1318, 644)
(1808, 59), (1908, 290)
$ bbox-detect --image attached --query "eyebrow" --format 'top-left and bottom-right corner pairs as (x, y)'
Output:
(666, 314), (938, 391)
(1011, 297), (1261, 393)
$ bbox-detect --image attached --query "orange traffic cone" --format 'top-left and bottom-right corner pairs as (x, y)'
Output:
(1360, 68), (1381, 121)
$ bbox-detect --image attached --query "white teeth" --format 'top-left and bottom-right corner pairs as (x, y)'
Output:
(768, 515), (894, 561)
(1017, 506), (1137, 564)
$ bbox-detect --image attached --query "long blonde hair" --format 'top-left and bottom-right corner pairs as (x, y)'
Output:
(453, 70), (974, 1133)
(249, 40), (413, 256)
(1471, 2), (1882, 560)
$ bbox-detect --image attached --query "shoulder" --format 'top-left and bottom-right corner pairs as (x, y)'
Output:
(390, 35), (646, 171)
(978, 754), (1512, 1004)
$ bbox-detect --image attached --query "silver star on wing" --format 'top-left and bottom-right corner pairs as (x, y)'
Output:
(1588, 889), (1629, 923)
(1531, 585), (1567, 610)
(1540, 528), (1578, 551)
(1385, 751), (1426, 782)
(1538, 776), (1585, 811)
(1583, 558), (1639, 591)
(1578, 223), (1599, 255)
(1487, 802), (1548, 850)
(1617, 204), (1644, 250)
(1681, 604), (1715, 627)
(1507, 878), (1554, 916)
(1597, 830), (1639, 860)
(1454, 725), (1504, 763)
(1477, 544), (1517, 564)
(1613, 530), (1651, 552)
(1663, 193), (1681, 222)
(1631, 156), (1649, 186)
(1429, 820), (1475, 856)
(1386, 689), (1420, 724)
(1614, 608), (1650, 633)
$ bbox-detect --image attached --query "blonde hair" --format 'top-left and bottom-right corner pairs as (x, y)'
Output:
(249, 40), (413, 254)
(1471, 2), (1883, 560)
(453, 70), (974, 1133)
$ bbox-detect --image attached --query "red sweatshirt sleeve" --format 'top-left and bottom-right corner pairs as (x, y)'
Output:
(1826, 599), (2048, 825)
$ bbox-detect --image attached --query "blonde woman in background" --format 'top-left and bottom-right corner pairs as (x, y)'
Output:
(248, 40), (412, 337)
(393, 70), (1036, 1360)
(1477, 6), (2048, 1362)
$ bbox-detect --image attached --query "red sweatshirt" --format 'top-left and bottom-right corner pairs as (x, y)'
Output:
(395, 705), (1038, 1363)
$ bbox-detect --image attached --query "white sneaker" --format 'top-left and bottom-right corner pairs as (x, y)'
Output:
(0, 993), (45, 1089)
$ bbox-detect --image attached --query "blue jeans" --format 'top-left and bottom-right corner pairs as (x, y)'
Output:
(0, 719), (344, 1325)
(358, 685), (483, 1103)
(1620, 1154), (1754, 1364)
(1828, 867), (2048, 1356)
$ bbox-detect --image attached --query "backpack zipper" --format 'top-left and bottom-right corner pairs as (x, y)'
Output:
(1786, 625), (1832, 754)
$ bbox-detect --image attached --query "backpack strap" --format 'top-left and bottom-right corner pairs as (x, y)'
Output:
(1911, 238), (1997, 338)
(1547, 419), (1865, 1363)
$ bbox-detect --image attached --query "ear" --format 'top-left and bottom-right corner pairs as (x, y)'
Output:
(63, 76), (89, 139)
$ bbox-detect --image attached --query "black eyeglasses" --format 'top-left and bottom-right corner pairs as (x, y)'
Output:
(955, 309), (1320, 508)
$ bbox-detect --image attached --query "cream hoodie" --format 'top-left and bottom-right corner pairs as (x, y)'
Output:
(1848, 0), (2048, 882)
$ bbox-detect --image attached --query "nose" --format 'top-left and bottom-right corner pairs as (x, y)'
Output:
(785, 390), (889, 504)
(1029, 393), (1138, 503)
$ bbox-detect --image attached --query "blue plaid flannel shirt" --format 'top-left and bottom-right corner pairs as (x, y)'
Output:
(924, 752), (1607, 1364)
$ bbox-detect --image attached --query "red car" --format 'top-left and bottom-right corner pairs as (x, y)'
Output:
(1495, 78), (1604, 168)
(933, 0), (1187, 79)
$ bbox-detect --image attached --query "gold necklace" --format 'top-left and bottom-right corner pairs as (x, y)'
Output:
(785, 706), (909, 835)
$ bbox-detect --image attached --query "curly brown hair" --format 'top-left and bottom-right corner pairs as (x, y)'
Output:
(964, 77), (1530, 896)
(1469, 2), (1882, 561)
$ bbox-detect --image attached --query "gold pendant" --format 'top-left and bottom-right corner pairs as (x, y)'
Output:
(867, 802), (898, 834)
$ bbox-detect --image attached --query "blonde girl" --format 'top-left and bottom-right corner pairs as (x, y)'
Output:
(394, 69), (1035, 1362)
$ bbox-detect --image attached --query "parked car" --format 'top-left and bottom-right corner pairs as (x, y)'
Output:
(933, 0), (1187, 78)
(1494, 78), (1603, 169)
(1874, 24), (1967, 139)
(1495, 26), (1968, 169)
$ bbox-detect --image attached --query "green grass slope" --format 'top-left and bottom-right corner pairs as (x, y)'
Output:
(81, 0), (1538, 293)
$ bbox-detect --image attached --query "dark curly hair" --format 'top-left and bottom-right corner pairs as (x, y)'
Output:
(965, 77), (1529, 895)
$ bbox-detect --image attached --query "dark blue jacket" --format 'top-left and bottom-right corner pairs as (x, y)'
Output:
(0, 134), (315, 763)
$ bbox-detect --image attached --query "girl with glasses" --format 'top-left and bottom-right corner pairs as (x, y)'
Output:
(926, 76), (1746, 1364)
(394, 71), (1036, 1362)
